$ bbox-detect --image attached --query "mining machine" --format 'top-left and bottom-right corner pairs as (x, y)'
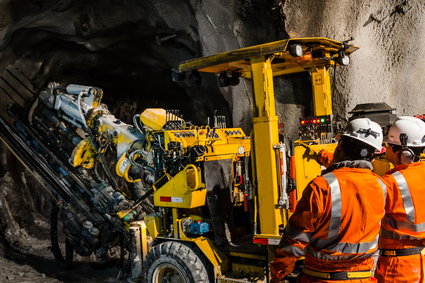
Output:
(0, 37), (359, 282)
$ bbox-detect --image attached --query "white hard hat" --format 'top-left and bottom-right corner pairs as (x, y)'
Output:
(385, 116), (425, 147)
(342, 118), (383, 151)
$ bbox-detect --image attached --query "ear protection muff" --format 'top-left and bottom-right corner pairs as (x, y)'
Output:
(399, 133), (415, 164)
(359, 148), (368, 158)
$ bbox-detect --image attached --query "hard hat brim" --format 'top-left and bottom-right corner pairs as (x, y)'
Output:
(342, 134), (382, 151)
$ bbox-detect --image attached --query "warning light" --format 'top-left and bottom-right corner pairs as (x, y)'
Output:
(326, 118), (330, 122)
(301, 120), (305, 125)
(321, 118), (325, 123)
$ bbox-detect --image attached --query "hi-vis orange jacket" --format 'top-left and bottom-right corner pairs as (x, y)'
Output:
(375, 162), (425, 282)
(379, 162), (425, 247)
(271, 161), (386, 282)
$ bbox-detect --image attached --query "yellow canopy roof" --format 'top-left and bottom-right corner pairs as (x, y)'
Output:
(178, 37), (358, 77)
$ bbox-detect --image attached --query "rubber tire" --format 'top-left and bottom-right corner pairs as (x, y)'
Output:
(143, 241), (211, 283)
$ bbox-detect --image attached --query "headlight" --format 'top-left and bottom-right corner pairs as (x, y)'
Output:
(337, 53), (350, 66)
(289, 44), (303, 57)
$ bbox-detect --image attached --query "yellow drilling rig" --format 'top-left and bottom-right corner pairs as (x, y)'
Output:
(0, 37), (366, 282)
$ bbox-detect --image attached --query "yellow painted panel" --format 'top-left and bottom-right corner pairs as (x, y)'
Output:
(144, 214), (162, 239)
(194, 237), (229, 276)
(140, 108), (182, 130)
(312, 67), (332, 116)
(293, 143), (338, 201)
(153, 165), (206, 208)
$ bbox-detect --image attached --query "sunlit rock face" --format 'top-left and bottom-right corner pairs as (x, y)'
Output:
(283, 0), (425, 118)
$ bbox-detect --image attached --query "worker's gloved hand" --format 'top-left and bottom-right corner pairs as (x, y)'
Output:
(270, 261), (285, 283)
(270, 249), (297, 283)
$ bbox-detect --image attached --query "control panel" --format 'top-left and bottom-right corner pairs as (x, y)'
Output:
(299, 115), (333, 142)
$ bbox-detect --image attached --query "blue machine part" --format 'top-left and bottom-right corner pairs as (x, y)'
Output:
(189, 222), (210, 235)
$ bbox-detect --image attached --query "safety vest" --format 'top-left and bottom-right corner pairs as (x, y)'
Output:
(380, 162), (425, 249)
(280, 165), (386, 269)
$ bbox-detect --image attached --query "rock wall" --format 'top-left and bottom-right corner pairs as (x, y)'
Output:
(282, 0), (425, 118)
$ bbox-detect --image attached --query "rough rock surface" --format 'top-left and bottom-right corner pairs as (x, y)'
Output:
(0, 0), (423, 281)
(283, 0), (425, 118)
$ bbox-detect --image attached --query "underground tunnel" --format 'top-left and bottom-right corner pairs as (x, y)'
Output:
(0, 1), (289, 281)
(0, 0), (424, 282)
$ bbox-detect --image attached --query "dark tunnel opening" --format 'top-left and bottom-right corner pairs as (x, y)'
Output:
(0, 1), (294, 281)
(13, 29), (231, 126)
(0, 20), (233, 283)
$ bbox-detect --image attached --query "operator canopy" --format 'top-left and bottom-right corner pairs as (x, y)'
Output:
(177, 37), (358, 78)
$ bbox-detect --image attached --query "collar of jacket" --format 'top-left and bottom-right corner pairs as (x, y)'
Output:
(386, 161), (424, 174)
(324, 160), (373, 174)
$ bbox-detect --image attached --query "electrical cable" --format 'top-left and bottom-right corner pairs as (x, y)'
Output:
(132, 114), (145, 134)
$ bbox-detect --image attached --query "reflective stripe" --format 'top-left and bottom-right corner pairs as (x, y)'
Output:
(393, 171), (415, 222)
(305, 246), (375, 261)
(323, 173), (341, 241)
(398, 221), (425, 232)
(384, 215), (425, 233)
(377, 178), (387, 204)
(310, 173), (380, 256)
(279, 238), (305, 256)
(284, 222), (312, 243)
(331, 235), (378, 253)
(381, 227), (423, 240)
(281, 245), (305, 256)
(311, 234), (378, 254)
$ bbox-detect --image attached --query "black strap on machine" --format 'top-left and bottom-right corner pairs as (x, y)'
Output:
(380, 246), (424, 257)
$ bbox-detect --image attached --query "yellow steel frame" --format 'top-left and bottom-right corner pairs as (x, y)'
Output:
(178, 37), (358, 75)
(250, 56), (284, 236)
(311, 67), (333, 116)
(175, 37), (358, 281)
(176, 37), (359, 238)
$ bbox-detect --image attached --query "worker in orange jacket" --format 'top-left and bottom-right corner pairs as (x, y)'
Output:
(375, 116), (425, 283)
(271, 118), (386, 282)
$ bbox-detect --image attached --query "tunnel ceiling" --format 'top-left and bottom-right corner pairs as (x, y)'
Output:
(0, 0), (284, 125)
